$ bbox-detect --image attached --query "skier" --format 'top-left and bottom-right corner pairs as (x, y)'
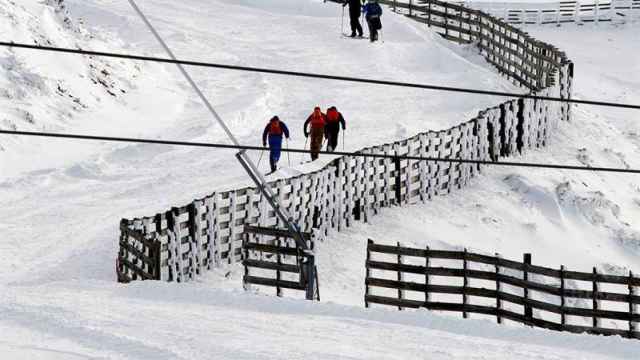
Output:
(325, 106), (346, 152)
(304, 107), (326, 161)
(363, 0), (383, 43)
(342, 0), (363, 38)
(262, 115), (290, 173)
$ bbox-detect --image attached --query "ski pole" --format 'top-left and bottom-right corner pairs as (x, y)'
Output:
(342, 129), (345, 151)
(286, 138), (291, 166)
(257, 149), (265, 168)
(301, 137), (308, 164)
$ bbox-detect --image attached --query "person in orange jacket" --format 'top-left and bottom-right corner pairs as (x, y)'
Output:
(303, 106), (326, 161)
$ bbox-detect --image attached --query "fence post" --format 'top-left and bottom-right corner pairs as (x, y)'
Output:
(242, 233), (249, 291)
(425, 246), (431, 305)
(444, 4), (449, 38)
(409, 0), (413, 17)
(560, 265), (566, 326)
(427, 0), (432, 28)
(630, 271), (636, 337)
(463, 248), (468, 319)
(276, 236), (282, 297)
(397, 241), (404, 311)
(394, 156), (402, 205)
(523, 253), (533, 323)
(593, 267), (600, 329)
(365, 239), (372, 308)
(495, 252), (502, 324)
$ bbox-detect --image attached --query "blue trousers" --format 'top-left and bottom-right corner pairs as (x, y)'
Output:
(269, 135), (283, 172)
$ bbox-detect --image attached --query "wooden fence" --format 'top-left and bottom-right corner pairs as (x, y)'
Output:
(365, 240), (640, 339)
(117, 1), (573, 283)
(464, 0), (640, 26)
(243, 226), (319, 300)
(386, 0), (640, 26)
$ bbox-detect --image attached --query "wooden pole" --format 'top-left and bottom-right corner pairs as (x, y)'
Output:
(397, 241), (404, 311)
(630, 271), (636, 336)
(276, 236), (282, 297)
(444, 5), (449, 38)
(523, 253), (533, 323)
(394, 156), (402, 205)
(560, 265), (566, 326)
(463, 248), (468, 319)
(365, 239), (372, 308)
(496, 253), (502, 324)
(593, 267), (599, 328)
(425, 246), (431, 305)
(242, 233), (249, 291)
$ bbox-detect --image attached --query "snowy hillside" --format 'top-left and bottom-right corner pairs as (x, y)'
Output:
(0, 0), (183, 177)
(314, 26), (640, 310)
(1, 0), (639, 358)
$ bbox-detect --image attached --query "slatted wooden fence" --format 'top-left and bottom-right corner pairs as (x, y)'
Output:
(463, 0), (640, 26)
(243, 226), (319, 300)
(118, 1), (573, 283)
(385, 0), (640, 25)
(365, 240), (640, 339)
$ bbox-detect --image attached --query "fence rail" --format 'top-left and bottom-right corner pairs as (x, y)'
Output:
(118, 0), (573, 284)
(365, 240), (640, 339)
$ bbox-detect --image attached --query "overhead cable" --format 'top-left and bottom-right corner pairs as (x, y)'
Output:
(1, 129), (638, 174)
(1, 41), (639, 110)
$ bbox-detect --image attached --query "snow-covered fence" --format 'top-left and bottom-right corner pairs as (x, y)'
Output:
(365, 240), (640, 339)
(117, 1), (573, 283)
(464, 0), (640, 26)
(386, 0), (640, 26)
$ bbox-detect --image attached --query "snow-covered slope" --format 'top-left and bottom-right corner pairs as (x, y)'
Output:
(0, 0), (517, 283)
(0, 0), (183, 177)
(314, 25), (640, 307)
(1, 0), (638, 358)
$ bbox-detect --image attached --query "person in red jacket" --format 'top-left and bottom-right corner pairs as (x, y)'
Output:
(325, 106), (346, 152)
(303, 107), (326, 161)
(262, 116), (290, 173)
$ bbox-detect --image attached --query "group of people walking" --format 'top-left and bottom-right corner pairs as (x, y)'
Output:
(343, 0), (383, 42)
(262, 106), (347, 173)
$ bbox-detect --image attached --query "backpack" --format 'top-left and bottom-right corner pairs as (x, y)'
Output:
(326, 108), (340, 123)
(310, 110), (326, 128)
(269, 120), (282, 135)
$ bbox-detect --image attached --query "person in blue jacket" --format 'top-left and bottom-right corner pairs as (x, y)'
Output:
(262, 116), (290, 173)
(363, 0), (383, 42)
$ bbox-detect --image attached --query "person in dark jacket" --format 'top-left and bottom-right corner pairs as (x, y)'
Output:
(304, 107), (326, 161)
(363, 0), (383, 42)
(342, 0), (363, 37)
(262, 116), (290, 173)
(324, 106), (346, 152)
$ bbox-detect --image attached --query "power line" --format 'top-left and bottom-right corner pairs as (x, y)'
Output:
(1, 129), (638, 174)
(1, 41), (639, 111)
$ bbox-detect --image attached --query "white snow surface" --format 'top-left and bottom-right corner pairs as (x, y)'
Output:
(0, 0), (639, 358)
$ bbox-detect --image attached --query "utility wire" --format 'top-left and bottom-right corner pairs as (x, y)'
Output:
(1, 129), (638, 174)
(1, 41), (639, 111)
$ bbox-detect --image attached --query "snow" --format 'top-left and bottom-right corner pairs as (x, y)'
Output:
(0, 0), (639, 358)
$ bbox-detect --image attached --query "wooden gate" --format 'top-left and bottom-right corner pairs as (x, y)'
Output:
(243, 226), (319, 300)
